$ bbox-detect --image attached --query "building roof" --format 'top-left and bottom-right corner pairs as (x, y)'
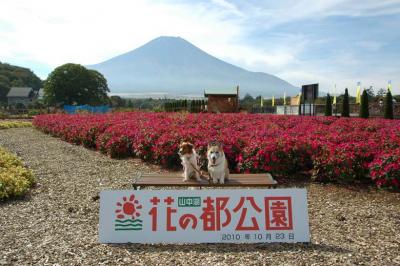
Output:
(204, 89), (238, 97)
(7, 87), (33, 97)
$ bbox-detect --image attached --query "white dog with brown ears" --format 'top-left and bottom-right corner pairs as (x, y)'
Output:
(207, 142), (229, 184)
(179, 141), (201, 182)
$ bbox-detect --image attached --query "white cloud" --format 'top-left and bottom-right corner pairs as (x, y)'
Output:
(210, 0), (244, 16)
(0, 0), (242, 66)
(236, 0), (400, 30)
(0, 0), (399, 95)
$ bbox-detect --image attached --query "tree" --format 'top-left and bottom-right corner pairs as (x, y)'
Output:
(127, 99), (133, 108)
(88, 69), (109, 103)
(359, 90), (369, 118)
(109, 95), (125, 107)
(342, 88), (350, 117)
(377, 88), (386, 97)
(325, 93), (332, 116)
(240, 93), (255, 111)
(44, 63), (109, 106)
(384, 90), (394, 119)
(365, 86), (375, 98)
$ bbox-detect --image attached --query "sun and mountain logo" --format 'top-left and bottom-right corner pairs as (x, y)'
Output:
(115, 194), (143, 231)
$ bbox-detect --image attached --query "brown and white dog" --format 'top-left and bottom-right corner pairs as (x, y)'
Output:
(207, 142), (229, 184)
(179, 142), (201, 182)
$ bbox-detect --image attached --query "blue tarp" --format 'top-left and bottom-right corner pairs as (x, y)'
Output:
(64, 105), (110, 114)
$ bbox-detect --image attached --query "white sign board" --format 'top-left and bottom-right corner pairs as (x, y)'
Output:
(99, 189), (309, 243)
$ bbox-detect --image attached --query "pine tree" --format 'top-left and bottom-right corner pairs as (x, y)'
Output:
(325, 93), (332, 116)
(384, 90), (394, 119)
(189, 100), (195, 113)
(342, 88), (350, 117)
(359, 90), (369, 118)
(127, 99), (133, 108)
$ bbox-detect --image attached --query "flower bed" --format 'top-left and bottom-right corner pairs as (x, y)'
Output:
(0, 147), (35, 200)
(33, 112), (400, 189)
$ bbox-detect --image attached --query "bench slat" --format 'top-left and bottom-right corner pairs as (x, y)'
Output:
(133, 173), (277, 187)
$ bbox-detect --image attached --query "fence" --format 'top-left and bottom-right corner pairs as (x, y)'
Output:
(64, 105), (110, 114)
(252, 103), (400, 118)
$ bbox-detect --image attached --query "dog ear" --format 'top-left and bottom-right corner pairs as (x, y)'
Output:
(180, 141), (187, 147)
(187, 143), (193, 153)
(218, 143), (224, 150)
(214, 141), (222, 148)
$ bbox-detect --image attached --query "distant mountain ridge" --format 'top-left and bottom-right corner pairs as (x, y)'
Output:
(87, 36), (298, 97)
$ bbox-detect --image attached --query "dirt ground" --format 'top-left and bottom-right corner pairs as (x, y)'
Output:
(0, 128), (399, 265)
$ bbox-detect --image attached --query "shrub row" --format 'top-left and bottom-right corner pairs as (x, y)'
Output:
(0, 121), (32, 129)
(0, 147), (35, 200)
(33, 112), (400, 189)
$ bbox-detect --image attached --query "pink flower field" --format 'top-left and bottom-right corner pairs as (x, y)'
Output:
(33, 112), (400, 189)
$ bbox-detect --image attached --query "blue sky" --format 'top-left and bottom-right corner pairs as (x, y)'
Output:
(0, 0), (399, 95)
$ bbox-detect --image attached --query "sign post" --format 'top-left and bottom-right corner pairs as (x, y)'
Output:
(99, 189), (310, 244)
(301, 84), (319, 116)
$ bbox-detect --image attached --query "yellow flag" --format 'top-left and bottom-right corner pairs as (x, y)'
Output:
(333, 84), (337, 105)
(356, 82), (361, 104)
(297, 93), (301, 105)
(272, 96), (275, 107)
(283, 92), (286, 105)
(260, 97), (264, 107)
(388, 80), (392, 92)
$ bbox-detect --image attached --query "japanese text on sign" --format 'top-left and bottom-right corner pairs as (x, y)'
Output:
(99, 189), (309, 243)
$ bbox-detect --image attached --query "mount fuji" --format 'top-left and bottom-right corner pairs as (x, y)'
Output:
(87, 36), (298, 97)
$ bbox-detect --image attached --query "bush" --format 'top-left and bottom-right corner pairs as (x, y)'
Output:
(369, 149), (400, 189)
(359, 90), (369, 118)
(0, 112), (8, 119)
(0, 147), (35, 200)
(28, 109), (46, 116)
(33, 113), (400, 189)
(0, 121), (32, 129)
(325, 94), (332, 116)
(384, 90), (394, 119)
(342, 88), (350, 117)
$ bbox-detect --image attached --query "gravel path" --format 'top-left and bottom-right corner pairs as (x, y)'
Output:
(1, 128), (399, 265)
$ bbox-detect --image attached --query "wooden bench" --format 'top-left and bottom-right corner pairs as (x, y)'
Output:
(132, 173), (278, 190)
